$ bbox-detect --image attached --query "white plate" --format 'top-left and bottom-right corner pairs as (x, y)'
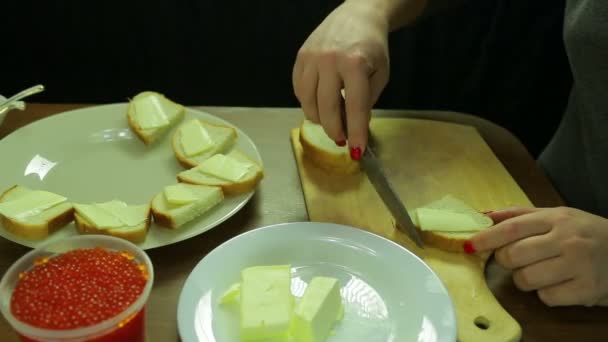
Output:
(0, 103), (262, 249)
(177, 222), (457, 342)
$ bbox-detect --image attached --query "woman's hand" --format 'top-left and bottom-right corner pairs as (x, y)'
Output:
(292, 0), (391, 159)
(467, 206), (608, 307)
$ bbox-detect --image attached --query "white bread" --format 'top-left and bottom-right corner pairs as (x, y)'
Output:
(408, 195), (493, 252)
(127, 91), (185, 145)
(0, 185), (74, 240)
(73, 202), (151, 244)
(151, 183), (224, 229)
(172, 118), (238, 168)
(299, 119), (359, 174)
(176, 150), (263, 195)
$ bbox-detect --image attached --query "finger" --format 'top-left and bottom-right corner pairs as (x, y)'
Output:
(298, 64), (320, 123)
(537, 278), (591, 307)
(292, 50), (304, 100)
(317, 58), (345, 143)
(369, 67), (389, 106)
(470, 212), (552, 253)
(340, 56), (372, 157)
(511, 256), (574, 291)
(494, 230), (561, 269)
(487, 207), (542, 224)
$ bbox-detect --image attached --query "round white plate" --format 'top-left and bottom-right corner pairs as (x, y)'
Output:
(0, 103), (262, 250)
(177, 222), (457, 342)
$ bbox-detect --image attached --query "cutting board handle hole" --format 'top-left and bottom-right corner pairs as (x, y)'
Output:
(474, 316), (490, 330)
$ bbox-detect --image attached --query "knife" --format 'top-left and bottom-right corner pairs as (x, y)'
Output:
(339, 91), (424, 248)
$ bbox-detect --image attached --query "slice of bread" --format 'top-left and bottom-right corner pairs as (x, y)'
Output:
(172, 118), (238, 168)
(177, 150), (263, 195)
(73, 201), (151, 244)
(127, 91), (185, 145)
(407, 195), (493, 252)
(0, 185), (74, 240)
(299, 119), (359, 174)
(151, 183), (224, 229)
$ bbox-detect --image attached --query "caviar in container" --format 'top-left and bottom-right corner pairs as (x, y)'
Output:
(0, 235), (153, 342)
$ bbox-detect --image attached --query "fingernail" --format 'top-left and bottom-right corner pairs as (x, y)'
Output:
(350, 147), (362, 160)
(335, 140), (346, 147)
(463, 240), (476, 254)
(483, 211), (494, 215)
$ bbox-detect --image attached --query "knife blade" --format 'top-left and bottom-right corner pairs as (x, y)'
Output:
(359, 145), (424, 248)
(339, 89), (424, 248)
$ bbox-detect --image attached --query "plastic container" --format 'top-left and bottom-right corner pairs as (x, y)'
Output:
(0, 235), (154, 342)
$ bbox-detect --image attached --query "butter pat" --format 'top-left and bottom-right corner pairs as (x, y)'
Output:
(413, 195), (493, 232)
(197, 154), (252, 182)
(74, 200), (148, 229)
(0, 190), (67, 220)
(133, 93), (180, 129)
(240, 265), (293, 341)
(291, 277), (343, 342)
(164, 184), (199, 205)
(219, 282), (241, 305)
(180, 119), (215, 156)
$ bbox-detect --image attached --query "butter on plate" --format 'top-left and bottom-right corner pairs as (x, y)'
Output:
(291, 277), (344, 342)
(240, 265), (294, 341)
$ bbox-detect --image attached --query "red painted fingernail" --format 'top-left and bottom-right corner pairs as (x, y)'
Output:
(463, 240), (476, 254)
(336, 140), (346, 147)
(350, 147), (362, 160)
(483, 211), (494, 214)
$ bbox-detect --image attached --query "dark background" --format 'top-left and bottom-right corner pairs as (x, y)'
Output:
(2, 0), (571, 157)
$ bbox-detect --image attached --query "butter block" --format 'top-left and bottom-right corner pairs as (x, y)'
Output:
(197, 154), (252, 182)
(240, 265), (293, 341)
(133, 94), (180, 129)
(290, 277), (343, 342)
(164, 184), (199, 205)
(0, 190), (67, 220)
(180, 119), (215, 156)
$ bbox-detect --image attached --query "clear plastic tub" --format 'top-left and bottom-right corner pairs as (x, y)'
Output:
(0, 235), (154, 342)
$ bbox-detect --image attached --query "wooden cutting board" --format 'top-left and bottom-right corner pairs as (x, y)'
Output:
(290, 117), (533, 342)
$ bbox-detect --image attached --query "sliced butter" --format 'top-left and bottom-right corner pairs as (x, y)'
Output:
(164, 184), (199, 205)
(180, 119), (215, 156)
(291, 277), (343, 342)
(414, 195), (493, 232)
(219, 282), (241, 305)
(0, 190), (67, 220)
(133, 93), (174, 129)
(240, 265), (293, 341)
(197, 154), (252, 182)
(74, 200), (147, 229)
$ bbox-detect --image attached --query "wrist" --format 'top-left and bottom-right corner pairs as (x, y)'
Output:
(348, 0), (427, 31)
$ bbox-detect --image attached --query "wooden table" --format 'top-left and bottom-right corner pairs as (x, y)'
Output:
(0, 104), (606, 341)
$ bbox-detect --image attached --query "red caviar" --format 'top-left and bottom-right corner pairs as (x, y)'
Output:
(10, 247), (147, 334)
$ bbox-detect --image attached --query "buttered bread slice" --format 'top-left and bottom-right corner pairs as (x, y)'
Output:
(409, 195), (493, 252)
(0, 185), (74, 240)
(127, 91), (185, 145)
(299, 119), (359, 174)
(151, 183), (224, 229)
(177, 150), (263, 195)
(172, 118), (238, 168)
(74, 200), (151, 243)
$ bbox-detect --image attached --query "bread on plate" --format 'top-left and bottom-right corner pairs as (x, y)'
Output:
(127, 91), (185, 145)
(73, 200), (151, 243)
(172, 118), (238, 168)
(151, 183), (224, 229)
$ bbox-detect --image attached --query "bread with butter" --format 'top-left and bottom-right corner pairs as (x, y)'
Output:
(172, 118), (238, 168)
(177, 149), (263, 195)
(299, 119), (359, 174)
(407, 195), (493, 252)
(73, 200), (151, 243)
(0, 185), (74, 240)
(127, 91), (185, 145)
(151, 183), (224, 229)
